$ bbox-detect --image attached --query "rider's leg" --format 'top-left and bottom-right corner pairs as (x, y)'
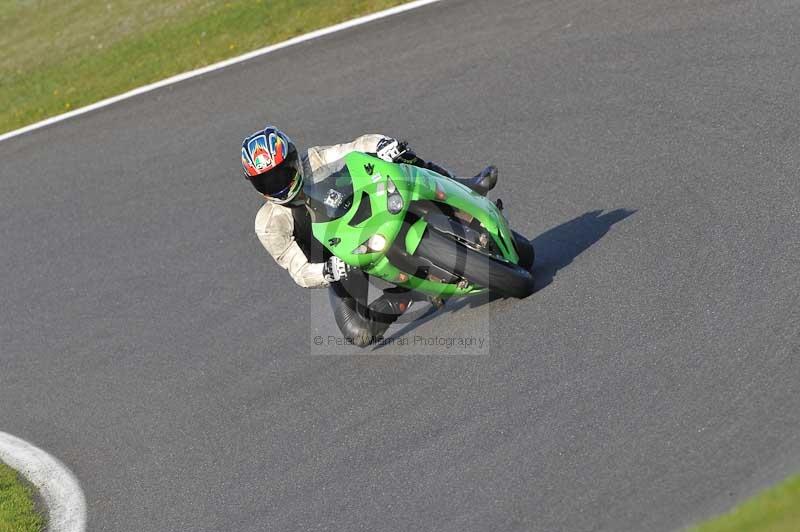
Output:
(451, 165), (498, 196)
(328, 272), (413, 347)
(329, 271), (372, 347)
(398, 152), (498, 196)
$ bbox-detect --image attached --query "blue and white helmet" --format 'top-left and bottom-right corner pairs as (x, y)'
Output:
(241, 126), (302, 204)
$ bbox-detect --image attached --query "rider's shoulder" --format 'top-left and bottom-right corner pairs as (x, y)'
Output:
(304, 145), (328, 173)
(254, 200), (291, 229)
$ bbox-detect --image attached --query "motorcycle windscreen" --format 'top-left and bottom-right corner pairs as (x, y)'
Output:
(303, 158), (355, 223)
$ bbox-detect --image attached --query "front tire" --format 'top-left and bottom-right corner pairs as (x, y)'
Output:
(414, 227), (535, 299)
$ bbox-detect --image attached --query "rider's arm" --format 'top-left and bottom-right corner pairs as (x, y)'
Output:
(311, 134), (456, 180)
(254, 203), (329, 289)
(310, 134), (391, 166)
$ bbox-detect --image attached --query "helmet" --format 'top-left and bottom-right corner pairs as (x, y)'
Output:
(241, 126), (303, 204)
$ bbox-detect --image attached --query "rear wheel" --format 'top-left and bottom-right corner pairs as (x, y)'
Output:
(414, 227), (535, 299)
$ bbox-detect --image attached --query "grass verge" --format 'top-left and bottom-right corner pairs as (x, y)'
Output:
(691, 474), (800, 532)
(0, 462), (44, 532)
(0, 0), (411, 135)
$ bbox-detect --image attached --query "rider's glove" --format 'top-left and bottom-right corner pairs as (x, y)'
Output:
(376, 138), (402, 162)
(376, 138), (420, 165)
(375, 138), (411, 162)
(323, 256), (351, 283)
(393, 144), (420, 165)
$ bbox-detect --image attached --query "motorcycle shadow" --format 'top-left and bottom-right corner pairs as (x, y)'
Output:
(374, 208), (636, 349)
(532, 208), (636, 292)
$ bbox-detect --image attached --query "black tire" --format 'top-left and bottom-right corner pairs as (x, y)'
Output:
(414, 227), (535, 299)
(512, 230), (535, 271)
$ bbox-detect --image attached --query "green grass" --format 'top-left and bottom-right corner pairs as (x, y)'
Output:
(0, 0), (410, 134)
(0, 462), (44, 532)
(691, 474), (800, 532)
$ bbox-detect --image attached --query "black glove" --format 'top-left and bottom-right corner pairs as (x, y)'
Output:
(394, 142), (421, 165)
(323, 256), (351, 282)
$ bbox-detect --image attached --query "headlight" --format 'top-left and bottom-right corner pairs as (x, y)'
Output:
(352, 234), (388, 255)
(386, 176), (404, 214)
(368, 234), (387, 251)
(387, 193), (404, 214)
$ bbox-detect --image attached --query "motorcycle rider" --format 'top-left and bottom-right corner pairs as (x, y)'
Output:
(242, 125), (498, 347)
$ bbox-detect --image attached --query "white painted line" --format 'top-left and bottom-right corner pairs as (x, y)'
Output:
(0, 0), (444, 144)
(0, 432), (87, 532)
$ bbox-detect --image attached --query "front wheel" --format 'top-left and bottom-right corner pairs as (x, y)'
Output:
(414, 227), (535, 299)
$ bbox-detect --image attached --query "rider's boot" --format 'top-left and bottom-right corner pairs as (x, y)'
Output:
(451, 165), (498, 196)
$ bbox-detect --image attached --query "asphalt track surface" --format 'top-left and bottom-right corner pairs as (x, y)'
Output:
(2, 0), (800, 530)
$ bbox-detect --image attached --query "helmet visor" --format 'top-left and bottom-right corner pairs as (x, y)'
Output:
(262, 163), (298, 199)
(247, 154), (302, 202)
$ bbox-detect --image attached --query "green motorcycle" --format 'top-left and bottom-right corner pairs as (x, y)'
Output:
(304, 152), (535, 299)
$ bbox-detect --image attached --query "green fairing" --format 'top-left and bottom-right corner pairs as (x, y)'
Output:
(309, 152), (520, 297)
(405, 217), (427, 255)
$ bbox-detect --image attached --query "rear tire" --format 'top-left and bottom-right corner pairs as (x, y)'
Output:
(414, 227), (535, 299)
